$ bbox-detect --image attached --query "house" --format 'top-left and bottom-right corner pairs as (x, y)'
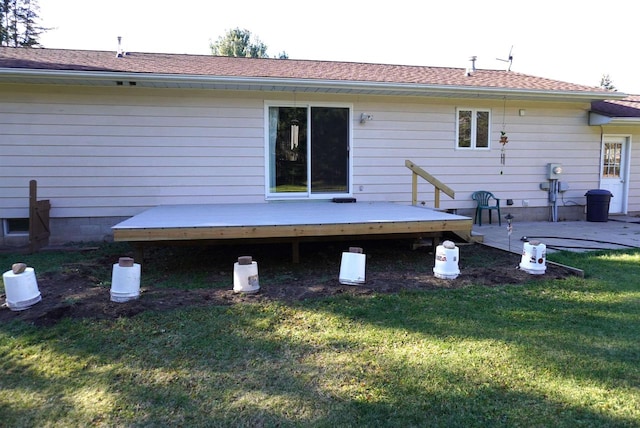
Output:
(1, 47), (637, 247)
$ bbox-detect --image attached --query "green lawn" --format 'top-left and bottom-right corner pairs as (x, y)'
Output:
(1, 246), (639, 427)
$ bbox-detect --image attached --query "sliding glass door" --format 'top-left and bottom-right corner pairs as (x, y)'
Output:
(267, 104), (350, 198)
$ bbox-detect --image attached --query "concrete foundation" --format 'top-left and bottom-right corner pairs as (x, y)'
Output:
(0, 216), (129, 248)
(458, 204), (586, 224)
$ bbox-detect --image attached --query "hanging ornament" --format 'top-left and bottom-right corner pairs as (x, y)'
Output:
(290, 119), (299, 150)
(500, 131), (508, 165)
(499, 97), (509, 174)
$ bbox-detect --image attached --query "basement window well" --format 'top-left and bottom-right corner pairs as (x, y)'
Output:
(3, 218), (29, 235)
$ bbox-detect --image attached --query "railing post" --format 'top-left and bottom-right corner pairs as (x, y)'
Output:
(411, 172), (418, 206)
(405, 159), (455, 208)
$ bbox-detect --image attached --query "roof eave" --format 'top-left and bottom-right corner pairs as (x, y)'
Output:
(589, 111), (640, 126)
(0, 68), (624, 101)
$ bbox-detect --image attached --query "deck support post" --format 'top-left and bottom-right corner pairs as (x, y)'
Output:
(432, 233), (441, 253)
(291, 239), (300, 264)
(133, 243), (144, 266)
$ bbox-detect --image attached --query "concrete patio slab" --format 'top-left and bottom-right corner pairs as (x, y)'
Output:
(472, 216), (640, 254)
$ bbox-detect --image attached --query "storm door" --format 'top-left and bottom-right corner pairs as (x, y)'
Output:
(600, 136), (629, 213)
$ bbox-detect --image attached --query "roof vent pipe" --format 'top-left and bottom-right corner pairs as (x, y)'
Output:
(116, 36), (124, 58)
(466, 56), (477, 76)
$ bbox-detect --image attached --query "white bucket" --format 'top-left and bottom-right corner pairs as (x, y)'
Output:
(519, 241), (547, 274)
(110, 262), (141, 302)
(233, 256), (260, 293)
(339, 247), (366, 285)
(433, 241), (460, 280)
(2, 267), (42, 311)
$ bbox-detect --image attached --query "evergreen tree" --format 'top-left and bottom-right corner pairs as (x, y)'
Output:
(1, 0), (46, 47)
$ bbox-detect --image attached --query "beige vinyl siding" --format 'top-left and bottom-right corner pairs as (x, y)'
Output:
(0, 84), (266, 218)
(1, 83), (609, 221)
(352, 98), (600, 210)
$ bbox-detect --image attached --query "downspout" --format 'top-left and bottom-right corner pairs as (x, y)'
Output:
(598, 125), (604, 191)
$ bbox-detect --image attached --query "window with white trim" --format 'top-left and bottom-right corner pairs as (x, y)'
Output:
(456, 108), (490, 149)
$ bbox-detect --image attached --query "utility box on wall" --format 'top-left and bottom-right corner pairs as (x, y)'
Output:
(548, 163), (563, 180)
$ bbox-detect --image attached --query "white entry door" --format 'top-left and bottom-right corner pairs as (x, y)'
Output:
(600, 136), (629, 214)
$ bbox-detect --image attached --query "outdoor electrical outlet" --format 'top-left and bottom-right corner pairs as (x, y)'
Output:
(522, 200), (529, 207)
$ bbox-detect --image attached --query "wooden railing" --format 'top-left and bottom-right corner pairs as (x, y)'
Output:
(405, 160), (455, 208)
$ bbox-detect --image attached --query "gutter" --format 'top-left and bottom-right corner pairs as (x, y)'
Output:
(0, 67), (626, 102)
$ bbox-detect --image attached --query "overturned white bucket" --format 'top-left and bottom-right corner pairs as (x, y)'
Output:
(233, 256), (260, 293)
(110, 257), (141, 302)
(433, 240), (460, 280)
(339, 247), (366, 285)
(519, 241), (547, 275)
(3, 265), (42, 311)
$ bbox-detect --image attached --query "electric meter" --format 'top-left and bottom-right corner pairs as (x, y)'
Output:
(548, 163), (563, 180)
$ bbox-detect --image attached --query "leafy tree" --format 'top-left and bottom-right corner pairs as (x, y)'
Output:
(210, 27), (287, 59)
(0, 0), (46, 47)
(599, 73), (616, 91)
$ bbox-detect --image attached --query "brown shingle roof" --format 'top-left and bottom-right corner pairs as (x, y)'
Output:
(0, 47), (617, 96)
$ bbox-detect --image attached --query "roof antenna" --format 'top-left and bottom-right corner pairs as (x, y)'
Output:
(496, 46), (514, 71)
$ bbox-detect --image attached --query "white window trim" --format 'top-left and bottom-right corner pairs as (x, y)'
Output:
(456, 107), (491, 150)
(264, 101), (354, 200)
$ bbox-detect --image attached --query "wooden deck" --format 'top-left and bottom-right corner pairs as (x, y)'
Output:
(112, 202), (473, 262)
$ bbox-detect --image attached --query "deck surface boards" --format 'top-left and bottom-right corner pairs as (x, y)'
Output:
(112, 202), (472, 242)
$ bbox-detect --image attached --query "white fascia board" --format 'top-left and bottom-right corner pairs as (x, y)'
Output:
(0, 67), (627, 102)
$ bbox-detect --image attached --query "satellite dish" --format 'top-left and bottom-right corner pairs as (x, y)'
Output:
(496, 46), (514, 71)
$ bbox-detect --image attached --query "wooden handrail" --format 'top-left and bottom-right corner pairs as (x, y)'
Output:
(405, 160), (455, 208)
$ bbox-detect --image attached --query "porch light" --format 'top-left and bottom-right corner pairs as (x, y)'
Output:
(360, 113), (373, 124)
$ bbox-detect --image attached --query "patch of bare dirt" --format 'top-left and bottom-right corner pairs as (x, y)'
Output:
(0, 240), (577, 326)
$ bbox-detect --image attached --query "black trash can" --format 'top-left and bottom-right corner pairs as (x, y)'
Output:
(585, 189), (613, 222)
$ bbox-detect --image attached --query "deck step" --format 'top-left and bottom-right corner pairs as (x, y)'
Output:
(469, 231), (484, 243)
(453, 230), (484, 243)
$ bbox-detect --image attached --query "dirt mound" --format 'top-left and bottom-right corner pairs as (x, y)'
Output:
(0, 241), (576, 326)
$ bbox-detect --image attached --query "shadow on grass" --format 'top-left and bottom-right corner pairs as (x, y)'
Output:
(1, 245), (638, 426)
(2, 313), (635, 427)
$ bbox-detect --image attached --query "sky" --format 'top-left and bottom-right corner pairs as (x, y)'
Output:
(38, 0), (639, 94)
